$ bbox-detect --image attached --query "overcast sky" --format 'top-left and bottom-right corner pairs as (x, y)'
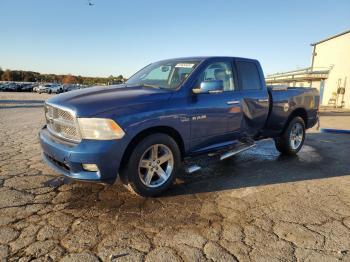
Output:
(1, 0), (349, 77)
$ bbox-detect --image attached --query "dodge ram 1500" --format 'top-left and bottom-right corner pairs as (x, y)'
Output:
(39, 57), (319, 196)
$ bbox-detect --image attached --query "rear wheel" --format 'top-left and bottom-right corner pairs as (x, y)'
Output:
(274, 116), (305, 155)
(121, 133), (181, 197)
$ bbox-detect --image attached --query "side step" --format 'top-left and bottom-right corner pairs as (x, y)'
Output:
(184, 164), (201, 174)
(184, 142), (256, 174)
(220, 143), (255, 160)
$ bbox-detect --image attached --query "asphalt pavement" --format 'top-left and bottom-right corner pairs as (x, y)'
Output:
(1, 92), (350, 262)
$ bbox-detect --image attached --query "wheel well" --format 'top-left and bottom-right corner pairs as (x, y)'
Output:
(119, 126), (185, 170)
(285, 108), (308, 131)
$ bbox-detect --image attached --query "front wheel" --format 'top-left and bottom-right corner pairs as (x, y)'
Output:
(121, 134), (181, 197)
(274, 116), (305, 155)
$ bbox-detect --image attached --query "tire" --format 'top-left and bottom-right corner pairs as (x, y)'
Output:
(274, 116), (306, 155)
(121, 133), (181, 197)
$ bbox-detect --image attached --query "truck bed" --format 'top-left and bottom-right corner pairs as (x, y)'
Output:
(264, 86), (319, 135)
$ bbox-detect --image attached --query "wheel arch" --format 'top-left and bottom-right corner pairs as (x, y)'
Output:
(119, 126), (186, 172)
(283, 108), (308, 132)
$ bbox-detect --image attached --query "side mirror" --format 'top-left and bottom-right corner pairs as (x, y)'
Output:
(193, 80), (224, 94)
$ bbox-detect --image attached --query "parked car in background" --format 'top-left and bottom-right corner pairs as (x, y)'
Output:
(32, 84), (40, 92)
(49, 84), (64, 94)
(17, 83), (34, 92)
(37, 83), (63, 94)
(62, 84), (79, 93)
(37, 84), (51, 93)
(0, 82), (91, 92)
(0, 83), (6, 91)
(2, 82), (19, 91)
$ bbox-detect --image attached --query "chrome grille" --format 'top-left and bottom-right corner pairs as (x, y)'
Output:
(44, 103), (81, 142)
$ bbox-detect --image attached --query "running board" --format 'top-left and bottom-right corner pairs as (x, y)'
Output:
(220, 144), (256, 160)
(184, 164), (202, 174)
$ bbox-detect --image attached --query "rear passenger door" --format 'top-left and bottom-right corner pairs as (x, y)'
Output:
(235, 59), (269, 136)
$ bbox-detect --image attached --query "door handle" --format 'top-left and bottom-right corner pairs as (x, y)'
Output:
(226, 100), (240, 105)
(258, 98), (269, 102)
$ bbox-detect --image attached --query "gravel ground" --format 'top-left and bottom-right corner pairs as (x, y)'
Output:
(1, 92), (350, 262)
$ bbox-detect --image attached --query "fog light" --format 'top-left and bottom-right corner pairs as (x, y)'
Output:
(82, 164), (99, 172)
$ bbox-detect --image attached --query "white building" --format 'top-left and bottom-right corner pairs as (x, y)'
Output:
(266, 30), (350, 108)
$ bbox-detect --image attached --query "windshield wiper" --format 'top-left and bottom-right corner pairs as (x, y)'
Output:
(127, 83), (167, 89)
(142, 84), (169, 90)
(141, 83), (159, 89)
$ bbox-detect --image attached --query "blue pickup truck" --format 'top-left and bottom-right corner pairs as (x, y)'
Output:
(39, 56), (319, 196)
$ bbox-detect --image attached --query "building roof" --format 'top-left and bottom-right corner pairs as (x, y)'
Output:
(265, 67), (330, 84)
(311, 29), (350, 46)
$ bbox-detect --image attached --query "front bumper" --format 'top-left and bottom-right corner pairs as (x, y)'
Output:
(39, 126), (127, 184)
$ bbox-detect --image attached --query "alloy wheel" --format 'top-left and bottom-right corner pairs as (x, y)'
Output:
(290, 122), (304, 150)
(138, 144), (174, 188)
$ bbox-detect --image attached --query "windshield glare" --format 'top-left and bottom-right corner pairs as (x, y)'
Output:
(126, 61), (199, 89)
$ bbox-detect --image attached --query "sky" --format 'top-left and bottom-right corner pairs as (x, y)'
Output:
(0, 0), (350, 78)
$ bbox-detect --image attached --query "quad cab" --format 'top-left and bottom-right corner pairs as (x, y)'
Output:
(39, 57), (319, 197)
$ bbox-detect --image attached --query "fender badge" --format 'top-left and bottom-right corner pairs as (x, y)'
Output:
(192, 115), (207, 121)
(180, 117), (190, 122)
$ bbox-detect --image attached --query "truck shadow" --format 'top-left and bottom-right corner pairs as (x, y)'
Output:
(163, 132), (350, 197)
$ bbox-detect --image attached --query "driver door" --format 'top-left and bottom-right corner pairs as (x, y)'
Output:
(190, 59), (241, 152)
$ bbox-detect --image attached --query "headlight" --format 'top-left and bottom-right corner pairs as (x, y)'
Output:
(78, 118), (125, 140)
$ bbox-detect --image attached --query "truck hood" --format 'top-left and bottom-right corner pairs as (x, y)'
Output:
(47, 84), (173, 117)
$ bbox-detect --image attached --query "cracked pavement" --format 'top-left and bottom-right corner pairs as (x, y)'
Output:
(1, 92), (350, 261)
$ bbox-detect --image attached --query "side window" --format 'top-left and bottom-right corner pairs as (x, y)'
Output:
(236, 61), (262, 90)
(169, 67), (192, 88)
(197, 62), (235, 91)
(176, 67), (192, 82)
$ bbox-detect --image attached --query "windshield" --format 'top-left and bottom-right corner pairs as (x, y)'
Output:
(126, 60), (199, 89)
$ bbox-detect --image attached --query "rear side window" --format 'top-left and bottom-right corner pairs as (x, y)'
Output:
(236, 61), (261, 90)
